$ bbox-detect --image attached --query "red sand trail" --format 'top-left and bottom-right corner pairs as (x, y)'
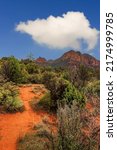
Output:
(0, 84), (99, 150)
(0, 84), (55, 150)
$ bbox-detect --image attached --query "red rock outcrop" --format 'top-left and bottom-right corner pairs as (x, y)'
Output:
(58, 50), (99, 67)
(35, 57), (47, 63)
(35, 50), (99, 67)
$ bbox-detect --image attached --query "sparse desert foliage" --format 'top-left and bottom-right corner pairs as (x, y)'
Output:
(17, 101), (99, 150)
(0, 82), (24, 112)
(0, 55), (100, 149)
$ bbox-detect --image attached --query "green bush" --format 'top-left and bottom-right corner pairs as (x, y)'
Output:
(4, 96), (24, 112)
(0, 83), (24, 112)
(20, 64), (29, 83)
(37, 92), (52, 110)
(41, 71), (57, 85)
(43, 76), (69, 110)
(26, 63), (39, 74)
(41, 71), (86, 111)
(83, 80), (100, 96)
(30, 92), (51, 112)
(1, 56), (22, 83)
(63, 83), (86, 107)
(28, 74), (41, 83)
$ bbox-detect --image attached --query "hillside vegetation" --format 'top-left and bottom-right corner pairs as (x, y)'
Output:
(0, 55), (100, 150)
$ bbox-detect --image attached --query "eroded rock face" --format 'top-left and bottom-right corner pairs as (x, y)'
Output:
(35, 57), (47, 63)
(81, 54), (100, 66)
(61, 50), (82, 62)
(59, 50), (99, 67)
(35, 50), (100, 67)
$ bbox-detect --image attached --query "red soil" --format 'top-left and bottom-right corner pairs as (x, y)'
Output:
(85, 102), (94, 113)
(83, 102), (100, 137)
(86, 102), (100, 126)
(0, 84), (55, 150)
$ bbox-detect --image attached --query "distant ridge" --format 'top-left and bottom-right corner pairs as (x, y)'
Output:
(35, 50), (100, 67)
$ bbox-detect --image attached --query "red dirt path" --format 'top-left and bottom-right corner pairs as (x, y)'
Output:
(0, 84), (55, 150)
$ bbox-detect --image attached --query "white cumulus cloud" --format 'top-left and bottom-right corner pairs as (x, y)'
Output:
(16, 11), (99, 50)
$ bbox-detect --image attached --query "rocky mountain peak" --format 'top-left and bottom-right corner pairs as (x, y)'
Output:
(61, 50), (81, 61)
(35, 50), (99, 67)
(35, 57), (47, 63)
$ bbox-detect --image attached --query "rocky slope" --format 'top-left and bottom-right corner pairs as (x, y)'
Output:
(35, 50), (100, 67)
(36, 57), (47, 63)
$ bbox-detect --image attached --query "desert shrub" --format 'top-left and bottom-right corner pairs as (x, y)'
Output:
(63, 83), (86, 107)
(3, 96), (24, 112)
(76, 64), (90, 87)
(30, 92), (51, 112)
(61, 70), (69, 80)
(57, 101), (99, 150)
(17, 61), (41, 83)
(26, 62), (39, 74)
(67, 65), (99, 89)
(57, 101), (82, 150)
(42, 75), (68, 110)
(0, 83), (24, 112)
(37, 92), (51, 110)
(17, 133), (46, 150)
(0, 75), (7, 85)
(17, 116), (57, 150)
(0, 82), (19, 96)
(93, 68), (100, 80)
(20, 64), (29, 83)
(39, 66), (53, 73)
(1, 56), (22, 83)
(28, 74), (41, 83)
(41, 71), (86, 111)
(20, 58), (33, 65)
(41, 71), (58, 85)
(83, 80), (100, 97)
(17, 101), (99, 150)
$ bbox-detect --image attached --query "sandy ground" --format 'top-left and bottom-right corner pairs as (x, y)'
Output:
(0, 84), (55, 150)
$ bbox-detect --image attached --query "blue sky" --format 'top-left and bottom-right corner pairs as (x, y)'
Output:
(0, 0), (100, 60)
